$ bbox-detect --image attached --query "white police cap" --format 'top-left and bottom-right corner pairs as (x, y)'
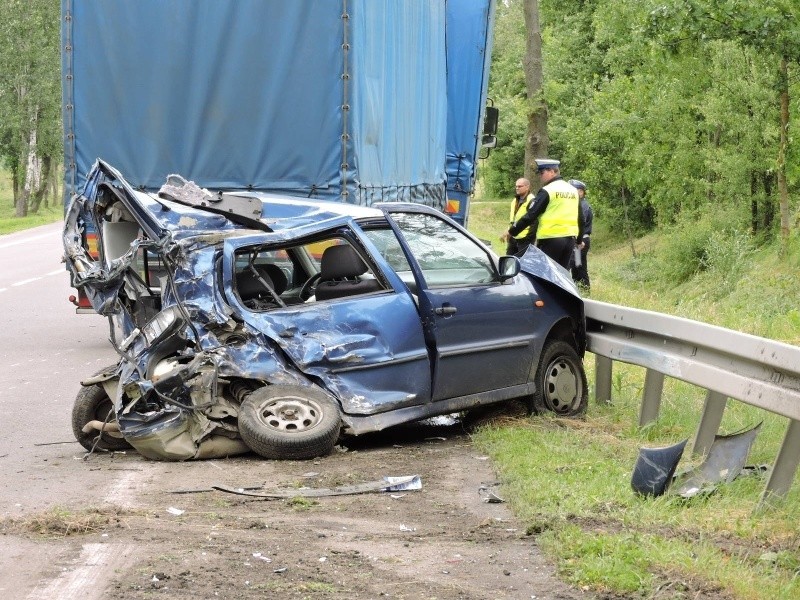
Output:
(568, 179), (586, 190)
(534, 158), (561, 171)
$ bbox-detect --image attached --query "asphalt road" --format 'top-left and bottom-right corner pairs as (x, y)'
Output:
(0, 221), (118, 516)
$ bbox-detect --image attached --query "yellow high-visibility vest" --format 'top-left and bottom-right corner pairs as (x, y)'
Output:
(537, 179), (579, 239)
(509, 193), (534, 239)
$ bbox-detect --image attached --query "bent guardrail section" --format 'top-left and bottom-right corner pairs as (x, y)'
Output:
(583, 299), (800, 505)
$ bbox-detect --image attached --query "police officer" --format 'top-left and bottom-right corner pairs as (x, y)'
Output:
(501, 158), (584, 269)
(568, 179), (593, 290)
(505, 177), (536, 256)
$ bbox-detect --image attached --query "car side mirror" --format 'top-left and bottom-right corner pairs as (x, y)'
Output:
(498, 255), (520, 281)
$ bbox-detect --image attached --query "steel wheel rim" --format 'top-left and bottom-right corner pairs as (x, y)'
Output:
(255, 395), (324, 433)
(543, 356), (581, 414)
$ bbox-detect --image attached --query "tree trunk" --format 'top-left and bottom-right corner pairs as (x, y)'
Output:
(17, 112), (40, 218)
(750, 171), (758, 234)
(762, 171), (775, 232)
(11, 163), (20, 208)
(522, 0), (548, 182)
(49, 159), (60, 208)
(30, 155), (52, 213)
(621, 182), (637, 258)
(776, 56), (790, 255)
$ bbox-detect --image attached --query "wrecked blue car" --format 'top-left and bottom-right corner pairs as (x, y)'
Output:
(63, 160), (587, 461)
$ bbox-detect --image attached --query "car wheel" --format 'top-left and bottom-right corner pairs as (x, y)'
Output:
(531, 340), (588, 416)
(71, 383), (132, 452)
(238, 385), (341, 460)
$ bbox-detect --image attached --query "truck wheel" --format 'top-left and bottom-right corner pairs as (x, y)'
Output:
(531, 340), (588, 417)
(71, 383), (131, 451)
(238, 385), (341, 460)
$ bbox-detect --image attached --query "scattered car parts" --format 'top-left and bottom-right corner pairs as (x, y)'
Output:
(631, 423), (762, 498)
(631, 439), (688, 497)
(673, 423), (763, 498)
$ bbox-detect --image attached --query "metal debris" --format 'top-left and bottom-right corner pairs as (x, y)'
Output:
(202, 475), (422, 499)
(478, 482), (506, 503)
(630, 439), (688, 497)
(171, 483), (266, 494)
(673, 423), (762, 498)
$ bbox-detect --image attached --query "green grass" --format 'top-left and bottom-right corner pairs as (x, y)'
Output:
(466, 198), (800, 599)
(466, 197), (508, 252)
(0, 168), (63, 234)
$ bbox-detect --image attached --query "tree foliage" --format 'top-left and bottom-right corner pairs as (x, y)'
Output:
(0, 0), (61, 215)
(481, 0), (798, 247)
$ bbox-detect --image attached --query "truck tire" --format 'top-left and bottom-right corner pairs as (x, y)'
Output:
(238, 385), (341, 460)
(71, 383), (132, 452)
(531, 340), (588, 417)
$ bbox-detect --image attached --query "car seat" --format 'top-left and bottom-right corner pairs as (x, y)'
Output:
(315, 245), (383, 301)
(236, 264), (288, 304)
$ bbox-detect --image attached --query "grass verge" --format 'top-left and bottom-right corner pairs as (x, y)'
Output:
(467, 201), (800, 599)
(0, 168), (63, 234)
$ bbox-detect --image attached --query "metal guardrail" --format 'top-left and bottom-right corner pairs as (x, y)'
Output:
(584, 299), (800, 505)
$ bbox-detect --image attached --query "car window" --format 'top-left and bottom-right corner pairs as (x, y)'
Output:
(388, 212), (496, 287)
(361, 228), (413, 273)
(233, 236), (385, 311)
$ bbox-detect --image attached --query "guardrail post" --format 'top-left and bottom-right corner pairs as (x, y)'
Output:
(760, 418), (800, 506)
(594, 354), (612, 404)
(692, 391), (727, 457)
(639, 369), (664, 426)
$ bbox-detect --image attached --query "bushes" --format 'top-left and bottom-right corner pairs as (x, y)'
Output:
(613, 207), (753, 290)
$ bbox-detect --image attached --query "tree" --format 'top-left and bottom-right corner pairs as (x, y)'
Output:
(522, 0), (548, 181)
(481, 1), (528, 197)
(0, 0), (61, 216)
(649, 0), (800, 251)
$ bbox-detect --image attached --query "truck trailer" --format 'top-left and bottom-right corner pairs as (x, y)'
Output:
(62, 0), (497, 222)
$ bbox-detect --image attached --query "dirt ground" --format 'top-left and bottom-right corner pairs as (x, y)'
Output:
(3, 417), (592, 600)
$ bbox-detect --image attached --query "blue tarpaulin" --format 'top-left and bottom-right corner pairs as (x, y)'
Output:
(62, 0), (493, 216)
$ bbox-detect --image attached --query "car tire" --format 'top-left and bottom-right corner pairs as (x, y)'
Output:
(71, 383), (132, 452)
(238, 385), (341, 460)
(531, 340), (588, 416)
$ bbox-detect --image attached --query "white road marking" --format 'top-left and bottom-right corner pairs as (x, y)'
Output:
(0, 230), (57, 250)
(26, 543), (138, 600)
(12, 277), (42, 287)
(24, 469), (148, 598)
(6, 270), (65, 288)
(103, 468), (145, 508)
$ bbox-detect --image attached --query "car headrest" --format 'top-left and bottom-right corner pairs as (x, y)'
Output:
(236, 264), (287, 298)
(320, 244), (368, 279)
(259, 264), (288, 295)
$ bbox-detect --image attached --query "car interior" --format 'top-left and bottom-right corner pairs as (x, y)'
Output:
(234, 237), (387, 311)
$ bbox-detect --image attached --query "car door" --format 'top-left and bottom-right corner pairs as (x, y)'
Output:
(222, 229), (433, 417)
(380, 209), (541, 402)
